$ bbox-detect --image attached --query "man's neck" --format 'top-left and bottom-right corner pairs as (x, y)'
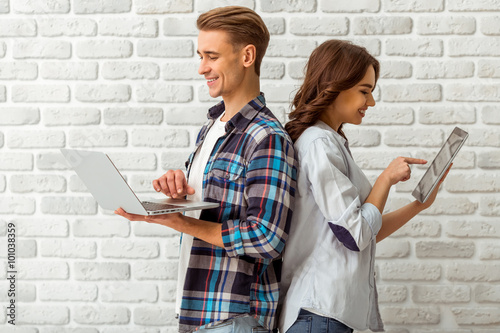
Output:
(221, 77), (260, 122)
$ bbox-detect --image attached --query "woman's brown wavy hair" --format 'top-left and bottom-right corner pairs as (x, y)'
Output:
(285, 40), (380, 142)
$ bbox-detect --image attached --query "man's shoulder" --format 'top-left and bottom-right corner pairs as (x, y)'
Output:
(245, 107), (290, 142)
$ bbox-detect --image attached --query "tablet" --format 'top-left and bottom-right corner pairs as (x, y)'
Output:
(412, 127), (468, 203)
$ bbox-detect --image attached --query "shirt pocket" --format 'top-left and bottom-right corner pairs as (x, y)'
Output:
(210, 159), (246, 182)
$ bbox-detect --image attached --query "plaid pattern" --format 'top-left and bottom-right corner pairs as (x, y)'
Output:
(179, 94), (297, 333)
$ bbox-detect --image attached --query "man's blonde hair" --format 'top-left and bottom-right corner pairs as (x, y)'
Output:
(197, 6), (270, 76)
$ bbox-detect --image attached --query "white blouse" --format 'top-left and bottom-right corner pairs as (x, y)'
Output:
(279, 121), (384, 332)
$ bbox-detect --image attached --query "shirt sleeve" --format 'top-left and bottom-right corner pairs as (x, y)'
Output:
(303, 136), (382, 252)
(221, 133), (297, 260)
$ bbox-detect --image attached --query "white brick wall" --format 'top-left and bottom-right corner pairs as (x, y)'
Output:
(0, 0), (499, 332)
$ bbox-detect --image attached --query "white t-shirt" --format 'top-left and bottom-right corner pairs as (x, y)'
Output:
(175, 114), (227, 314)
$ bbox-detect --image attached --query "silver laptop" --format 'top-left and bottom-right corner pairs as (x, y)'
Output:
(60, 148), (218, 215)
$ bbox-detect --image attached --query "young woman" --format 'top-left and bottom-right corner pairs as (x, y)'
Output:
(278, 40), (450, 333)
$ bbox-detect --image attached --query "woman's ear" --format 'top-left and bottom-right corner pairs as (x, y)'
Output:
(242, 44), (257, 69)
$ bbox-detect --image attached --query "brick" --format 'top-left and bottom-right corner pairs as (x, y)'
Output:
(160, 280), (178, 302)
(448, 0), (500, 11)
(449, 38), (500, 56)
(384, 0), (443, 11)
(73, 218), (130, 237)
(18, 261), (69, 280)
(74, 262), (130, 280)
(41, 239), (97, 259)
(416, 241), (474, 258)
(480, 197), (500, 217)
(134, 306), (177, 326)
(0, 175), (4, 192)
(135, 0), (192, 14)
(77, 40), (132, 59)
(379, 262), (441, 281)
(0, 0), (8, 12)
(416, 61), (474, 79)
(261, 84), (297, 103)
(363, 106), (414, 125)
(103, 62), (159, 80)
(290, 17), (348, 36)
(343, 127), (381, 147)
(41, 62), (97, 80)
(0, 85), (5, 102)
(102, 240), (160, 259)
(0, 131), (3, 148)
(129, 174), (159, 193)
(382, 84), (441, 102)
(165, 107), (207, 126)
(14, 0), (70, 13)
(41, 196), (97, 215)
(267, 39), (317, 57)
(39, 18), (97, 37)
(18, 306), (69, 325)
(16, 218), (68, 237)
(447, 219), (500, 237)
(446, 174), (500, 192)
(452, 307), (500, 325)
(69, 128), (128, 148)
(380, 61), (412, 79)
(418, 105), (476, 124)
(0, 282), (36, 302)
(481, 16), (500, 35)
(10, 174), (66, 193)
(99, 18), (158, 38)
(136, 84), (193, 103)
(378, 285), (408, 303)
(479, 242), (500, 260)
(0, 19), (36, 37)
(37, 152), (72, 170)
(44, 107), (101, 126)
(76, 84), (131, 103)
(354, 151), (411, 170)
(100, 330), (157, 333)
(74, 0), (131, 13)
(0, 108), (40, 125)
(412, 285), (470, 303)
(0, 328), (38, 333)
(131, 129), (189, 148)
(133, 261), (178, 280)
(261, 61), (285, 80)
(465, 128), (500, 147)
(39, 282), (97, 301)
(446, 83), (500, 102)
(479, 151), (500, 169)
(101, 283), (158, 302)
(14, 40), (71, 59)
(354, 17), (412, 35)
(163, 17), (197, 36)
(475, 284), (500, 303)
(350, 39), (382, 56)
(386, 39), (443, 57)
(0, 239), (36, 257)
(105, 108), (162, 126)
(478, 60), (500, 78)
(447, 263), (500, 282)
(482, 105), (500, 124)
(0, 197), (35, 215)
(417, 16), (475, 35)
(12, 84), (70, 103)
(376, 240), (410, 258)
(9, 130), (64, 148)
(380, 306), (440, 325)
(0, 42), (5, 58)
(420, 197), (477, 215)
(161, 151), (191, 170)
(0, 62), (38, 80)
(384, 128), (443, 147)
(137, 40), (193, 58)
(321, 0), (379, 12)
(162, 61), (200, 80)
(263, 17), (285, 35)
(74, 305), (130, 324)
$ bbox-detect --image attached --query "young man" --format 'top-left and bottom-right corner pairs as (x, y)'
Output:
(115, 6), (297, 333)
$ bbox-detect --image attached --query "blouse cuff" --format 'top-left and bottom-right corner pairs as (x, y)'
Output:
(361, 202), (383, 237)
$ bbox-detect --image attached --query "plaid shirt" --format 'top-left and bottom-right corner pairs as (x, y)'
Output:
(178, 94), (297, 332)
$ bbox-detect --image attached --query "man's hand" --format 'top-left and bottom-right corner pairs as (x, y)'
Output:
(114, 207), (181, 227)
(152, 169), (195, 199)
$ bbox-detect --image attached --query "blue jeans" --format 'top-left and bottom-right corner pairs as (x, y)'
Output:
(197, 316), (271, 333)
(286, 309), (353, 333)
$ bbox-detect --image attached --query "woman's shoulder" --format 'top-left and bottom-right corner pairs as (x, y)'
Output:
(295, 122), (343, 152)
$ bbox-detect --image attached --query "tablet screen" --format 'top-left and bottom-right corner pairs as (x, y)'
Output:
(412, 127), (468, 203)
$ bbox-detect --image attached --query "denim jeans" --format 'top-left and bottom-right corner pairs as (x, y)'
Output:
(197, 316), (271, 333)
(286, 309), (353, 333)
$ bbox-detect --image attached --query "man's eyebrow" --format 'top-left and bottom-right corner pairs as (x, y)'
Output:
(196, 50), (220, 56)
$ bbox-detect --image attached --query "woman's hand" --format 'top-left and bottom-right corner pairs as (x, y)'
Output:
(417, 163), (453, 210)
(381, 156), (428, 185)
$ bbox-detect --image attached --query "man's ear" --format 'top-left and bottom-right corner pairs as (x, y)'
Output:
(242, 44), (257, 69)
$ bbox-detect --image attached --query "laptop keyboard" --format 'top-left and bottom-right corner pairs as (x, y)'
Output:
(142, 201), (182, 211)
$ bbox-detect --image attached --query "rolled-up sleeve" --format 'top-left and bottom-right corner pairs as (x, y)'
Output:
(304, 137), (382, 252)
(221, 133), (297, 259)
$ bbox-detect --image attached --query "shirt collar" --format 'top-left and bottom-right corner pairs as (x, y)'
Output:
(207, 93), (266, 132)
